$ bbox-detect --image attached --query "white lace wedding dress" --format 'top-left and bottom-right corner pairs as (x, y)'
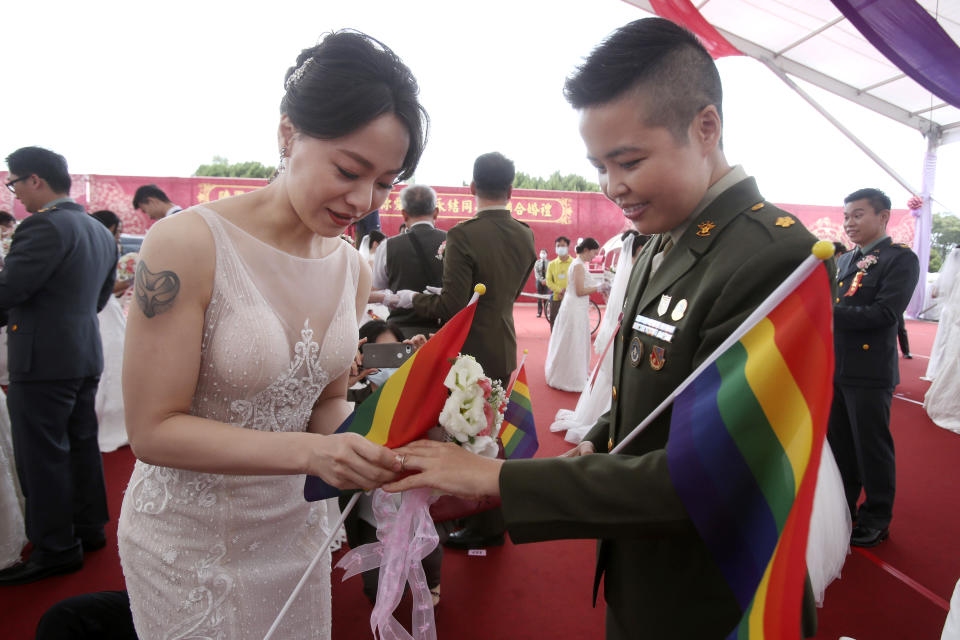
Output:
(925, 249), (960, 434)
(118, 207), (358, 640)
(925, 247), (960, 381)
(544, 257), (597, 392)
(0, 388), (26, 569)
(551, 236), (634, 443)
(96, 294), (128, 452)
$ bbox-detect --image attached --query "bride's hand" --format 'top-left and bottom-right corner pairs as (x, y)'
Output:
(561, 441), (595, 458)
(383, 440), (503, 499)
(307, 432), (401, 490)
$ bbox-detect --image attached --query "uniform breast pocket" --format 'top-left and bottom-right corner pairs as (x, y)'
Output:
(6, 328), (33, 374)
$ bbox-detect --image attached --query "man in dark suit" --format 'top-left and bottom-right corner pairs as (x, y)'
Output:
(373, 185), (446, 338)
(828, 188), (919, 548)
(0, 147), (117, 585)
(387, 19), (819, 639)
(390, 152), (536, 548)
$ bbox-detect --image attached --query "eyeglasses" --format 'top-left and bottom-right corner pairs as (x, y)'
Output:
(4, 176), (30, 193)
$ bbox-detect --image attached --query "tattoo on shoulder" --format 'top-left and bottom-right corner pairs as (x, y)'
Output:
(135, 260), (181, 318)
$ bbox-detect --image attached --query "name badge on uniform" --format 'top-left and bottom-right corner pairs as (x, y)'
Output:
(657, 295), (671, 317)
(629, 337), (644, 367)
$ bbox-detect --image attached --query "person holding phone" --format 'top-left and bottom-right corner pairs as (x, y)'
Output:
(342, 319), (441, 607)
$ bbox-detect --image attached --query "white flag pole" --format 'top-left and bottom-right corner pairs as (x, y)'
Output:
(264, 492), (360, 640)
(610, 242), (833, 456)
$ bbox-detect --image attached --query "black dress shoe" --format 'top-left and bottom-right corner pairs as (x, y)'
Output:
(0, 556), (83, 586)
(903, 353), (913, 359)
(443, 528), (505, 550)
(851, 525), (889, 548)
(81, 533), (107, 552)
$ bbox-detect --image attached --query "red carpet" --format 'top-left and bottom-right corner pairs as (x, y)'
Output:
(0, 312), (955, 639)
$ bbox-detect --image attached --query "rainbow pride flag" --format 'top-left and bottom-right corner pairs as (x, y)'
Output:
(304, 289), (482, 501)
(499, 363), (538, 460)
(665, 262), (833, 639)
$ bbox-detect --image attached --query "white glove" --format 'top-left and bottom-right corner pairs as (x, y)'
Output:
(393, 290), (417, 309)
(381, 291), (399, 309)
(424, 286), (442, 295)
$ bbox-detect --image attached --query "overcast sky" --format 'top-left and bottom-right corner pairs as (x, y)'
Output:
(2, 0), (957, 212)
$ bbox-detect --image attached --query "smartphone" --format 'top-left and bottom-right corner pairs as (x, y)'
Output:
(361, 342), (414, 369)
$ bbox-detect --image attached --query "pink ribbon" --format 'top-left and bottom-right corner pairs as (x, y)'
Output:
(336, 488), (439, 640)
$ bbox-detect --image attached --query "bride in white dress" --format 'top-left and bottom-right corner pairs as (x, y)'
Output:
(0, 388), (26, 569)
(925, 246), (960, 381)
(117, 32), (427, 640)
(552, 232), (638, 442)
(545, 238), (603, 392)
(925, 246), (960, 434)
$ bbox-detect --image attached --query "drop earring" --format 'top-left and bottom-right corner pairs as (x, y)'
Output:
(271, 146), (288, 183)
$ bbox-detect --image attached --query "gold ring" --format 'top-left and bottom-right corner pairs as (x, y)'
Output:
(399, 455), (407, 472)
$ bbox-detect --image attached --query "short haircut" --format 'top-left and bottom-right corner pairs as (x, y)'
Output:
(844, 188), (891, 214)
(472, 152), (515, 201)
(367, 229), (386, 246)
(359, 319), (404, 344)
(133, 184), (171, 209)
(833, 241), (848, 255)
(576, 237), (600, 253)
(5, 146), (71, 194)
(282, 30), (429, 182)
(400, 184), (437, 217)
(91, 209), (121, 232)
(0, 211), (15, 226)
(563, 17), (723, 143)
(555, 236), (571, 245)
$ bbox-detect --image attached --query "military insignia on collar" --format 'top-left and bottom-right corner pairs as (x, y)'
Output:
(657, 295), (671, 317)
(649, 345), (666, 371)
(775, 216), (796, 228)
(629, 337), (644, 367)
(751, 202), (765, 211)
(695, 221), (716, 237)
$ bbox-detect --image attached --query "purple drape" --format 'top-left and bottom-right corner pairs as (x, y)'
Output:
(831, 0), (960, 109)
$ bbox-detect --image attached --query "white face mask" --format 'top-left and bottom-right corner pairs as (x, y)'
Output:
(556, 246), (568, 257)
(367, 368), (397, 388)
(539, 251), (547, 260)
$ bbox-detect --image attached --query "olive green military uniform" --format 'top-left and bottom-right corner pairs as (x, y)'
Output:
(499, 176), (820, 639)
(412, 207), (536, 385)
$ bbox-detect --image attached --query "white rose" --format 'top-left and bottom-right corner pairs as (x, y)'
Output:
(443, 356), (485, 391)
(463, 435), (499, 458)
(439, 386), (486, 440)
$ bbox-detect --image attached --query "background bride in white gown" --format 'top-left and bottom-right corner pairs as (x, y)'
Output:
(925, 245), (960, 434)
(552, 232), (640, 442)
(544, 238), (604, 392)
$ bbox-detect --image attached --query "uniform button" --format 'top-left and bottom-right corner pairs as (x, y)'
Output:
(862, 344), (870, 350)
(835, 298), (840, 303)
(839, 281), (844, 287)
(612, 386), (617, 400)
(11, 325), (17, 332)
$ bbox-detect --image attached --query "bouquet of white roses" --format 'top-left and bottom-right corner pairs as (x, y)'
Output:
(438, 354), (506, 459)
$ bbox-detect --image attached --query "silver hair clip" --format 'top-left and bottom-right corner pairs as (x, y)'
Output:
(285, 57), (314, 91)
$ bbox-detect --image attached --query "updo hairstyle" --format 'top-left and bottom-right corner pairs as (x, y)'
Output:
(281, 30), (428, 181)
(576, 237), (600, 254)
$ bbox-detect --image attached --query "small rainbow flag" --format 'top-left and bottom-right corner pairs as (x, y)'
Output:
(665, 261), (833, 639)
(498, 363), (538, 460)
(304, 287), (483, 501)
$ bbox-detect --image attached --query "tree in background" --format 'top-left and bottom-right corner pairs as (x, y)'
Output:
(194, 156), (276, 179)
(513, 171), (600, 192)
(931, 212), (960, 271)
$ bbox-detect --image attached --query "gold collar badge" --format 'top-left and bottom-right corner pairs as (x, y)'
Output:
(695, 221), (716, 237)
(775, 216), (796, 228)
